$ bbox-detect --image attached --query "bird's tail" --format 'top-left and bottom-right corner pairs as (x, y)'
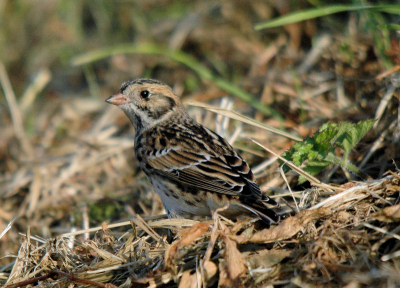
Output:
(240, 200), (281, 225)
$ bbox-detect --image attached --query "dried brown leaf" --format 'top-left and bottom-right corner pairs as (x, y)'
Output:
(202, 260), (218, 284)
(219, 235), (247, 288)
(232, 207), (331, 244)
(165, 222), (209, 272)
(178, 270), (198, 288)
(372, 204), (400, 222)
(244, 249), (292, 269)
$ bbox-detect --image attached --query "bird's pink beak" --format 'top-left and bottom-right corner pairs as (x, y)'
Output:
(105, 92), (131, 106)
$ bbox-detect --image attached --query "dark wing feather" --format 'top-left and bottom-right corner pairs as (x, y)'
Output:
(145, 144), (279, 207)
(146, 148), (250, 196)
(141, 123), (279, 209)
(147, 149), (281, 222)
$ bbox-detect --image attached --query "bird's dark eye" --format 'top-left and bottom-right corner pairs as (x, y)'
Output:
(140, 90), (150, 99)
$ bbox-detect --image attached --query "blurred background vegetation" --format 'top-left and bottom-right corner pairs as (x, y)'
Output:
(0, 0), (399, 278)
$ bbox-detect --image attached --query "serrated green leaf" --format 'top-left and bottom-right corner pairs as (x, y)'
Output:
(292, 146), (311, 165)
(298, 160), (331, 184)
(336, 119), (376, 158)
(330, 122), (355, 145)
(307, 149), (319, 160)
(281, 119), (375, 182)
(315, 127), (336, 143)
(319, 122), (337, 131)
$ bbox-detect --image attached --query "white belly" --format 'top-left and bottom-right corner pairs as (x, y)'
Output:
(149, 176), (210, 218)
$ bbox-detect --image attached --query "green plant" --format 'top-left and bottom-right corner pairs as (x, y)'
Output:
(281, 119), (376, 184)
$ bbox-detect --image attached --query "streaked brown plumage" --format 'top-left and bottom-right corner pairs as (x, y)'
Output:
(106, 78), (280, 224)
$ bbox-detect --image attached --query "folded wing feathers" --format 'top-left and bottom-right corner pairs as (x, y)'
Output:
(146, 145), (268, 201)
(157, 169), (244, 195)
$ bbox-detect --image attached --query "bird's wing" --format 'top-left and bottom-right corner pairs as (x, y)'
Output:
(145, 146), (263, 199)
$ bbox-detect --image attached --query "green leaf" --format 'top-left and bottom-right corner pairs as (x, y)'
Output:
(320, 122), (352, 145)
(335, 119), (376, 159)
(292, 141), (314, 165)
(281, 119), (376, 182)
(298, 160), (331, 184)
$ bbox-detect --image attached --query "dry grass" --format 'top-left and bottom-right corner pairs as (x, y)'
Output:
(1, 1), (400, 287)
(3, 172), (400, 287)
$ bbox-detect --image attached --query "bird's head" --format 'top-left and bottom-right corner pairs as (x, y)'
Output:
(106, 78), (186, 133)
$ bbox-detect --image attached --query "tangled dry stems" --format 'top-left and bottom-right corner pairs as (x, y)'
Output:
(2, 171), (400, 287)
(1, 2), (399, 287)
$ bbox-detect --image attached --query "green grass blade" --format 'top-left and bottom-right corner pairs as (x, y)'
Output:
(377, 24), (400, 30)
(255, 4), (400, 30)
(71, 43), (283, 119)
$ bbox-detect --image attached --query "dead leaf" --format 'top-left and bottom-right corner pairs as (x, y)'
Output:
(203, 260), (218, 285)
(231, 208), (331, 243)
(178, 270), (197, 288)
(244, 249), (292, 269)
(219, 235), (247, 288)
(165, 222), (209, 273)
(372, 204), (400, 222)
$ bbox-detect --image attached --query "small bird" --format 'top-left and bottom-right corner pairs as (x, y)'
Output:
(106, 79), (280, 225)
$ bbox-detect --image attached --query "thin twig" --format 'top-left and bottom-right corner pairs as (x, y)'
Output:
(4, 270), (119, 288)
